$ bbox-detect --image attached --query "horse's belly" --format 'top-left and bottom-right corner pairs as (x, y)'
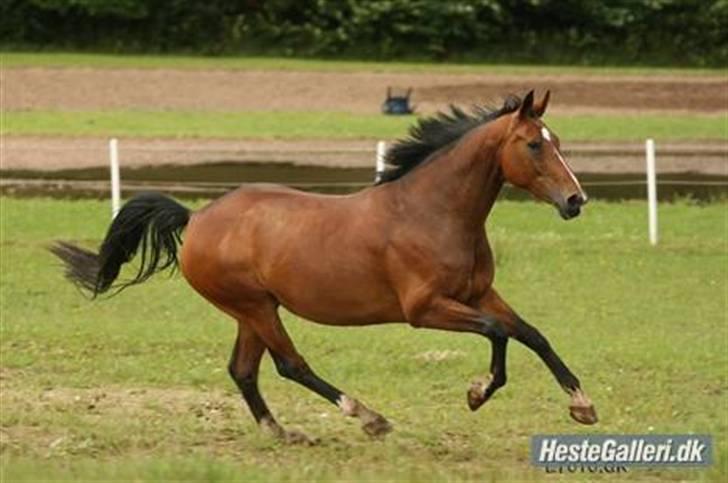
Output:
(266, 266), (404, 325)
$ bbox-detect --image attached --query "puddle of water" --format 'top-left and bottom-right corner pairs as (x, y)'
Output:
(1, 161), (373, 184)
(1, 161), (726, 201)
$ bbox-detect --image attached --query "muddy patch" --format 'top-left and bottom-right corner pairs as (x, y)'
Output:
(2, 161), (726, 201)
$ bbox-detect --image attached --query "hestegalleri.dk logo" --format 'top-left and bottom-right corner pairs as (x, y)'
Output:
(531, 434), (712, 472)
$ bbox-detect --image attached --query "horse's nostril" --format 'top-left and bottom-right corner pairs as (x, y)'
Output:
(567, 194), (583, 207)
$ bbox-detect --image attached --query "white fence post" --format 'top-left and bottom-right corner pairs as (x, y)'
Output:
(109, 138), (121, 219)
(375, 141), (387, 183)
(646, 138), (658, 245)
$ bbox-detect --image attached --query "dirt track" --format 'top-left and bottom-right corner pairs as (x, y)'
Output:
(6, 68), (727, 114)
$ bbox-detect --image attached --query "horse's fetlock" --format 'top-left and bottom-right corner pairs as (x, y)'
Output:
(492, 372), (507, 389)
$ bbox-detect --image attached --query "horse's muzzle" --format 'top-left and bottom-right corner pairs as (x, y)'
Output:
(559, 193), (587, 220)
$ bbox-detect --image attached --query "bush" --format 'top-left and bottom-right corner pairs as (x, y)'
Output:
(1, 0), (725, 66)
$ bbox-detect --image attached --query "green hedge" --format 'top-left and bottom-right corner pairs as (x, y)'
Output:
(2, 0), (726, 66)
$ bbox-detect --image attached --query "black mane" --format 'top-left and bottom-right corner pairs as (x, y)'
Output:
(376, 95), (522, 184)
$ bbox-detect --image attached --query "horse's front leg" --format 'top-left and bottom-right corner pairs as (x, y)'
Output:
(475, 288), (597, 424)
(406, 290), (597, 425)
(509, 314), (598, 425)
(466, 290), (513, 411)
(466, 335), (507, 411)
(404, 294), (511, 408)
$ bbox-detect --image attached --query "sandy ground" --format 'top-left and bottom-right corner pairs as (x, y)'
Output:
(5, 68), (727, 114)
(2, 67), (726, 174)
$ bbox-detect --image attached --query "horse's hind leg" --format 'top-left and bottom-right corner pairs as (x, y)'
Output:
(228, 320), (315, 445)
(249, 306), (392, 437)
(271, 352), (392, 437)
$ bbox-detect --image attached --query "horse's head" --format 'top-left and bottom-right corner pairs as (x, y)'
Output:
(497, 90), (588, 220)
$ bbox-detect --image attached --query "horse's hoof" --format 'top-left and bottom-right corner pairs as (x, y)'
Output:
(362, 415), (393, 438)
(467, 378), (490, 411)
(569, 404), (598, 425)
(283, 430), (320, 446)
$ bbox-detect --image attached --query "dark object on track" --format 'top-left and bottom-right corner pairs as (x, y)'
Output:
(382, 87), (414, 115)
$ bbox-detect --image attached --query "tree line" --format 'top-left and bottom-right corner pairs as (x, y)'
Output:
(2, 0), (725, 66)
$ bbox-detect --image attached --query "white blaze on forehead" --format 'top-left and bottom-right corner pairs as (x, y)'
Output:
(541, 126), (552, 142)
(541, 125), (584, 194)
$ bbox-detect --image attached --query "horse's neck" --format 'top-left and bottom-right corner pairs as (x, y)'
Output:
(397, 120), (506, 229)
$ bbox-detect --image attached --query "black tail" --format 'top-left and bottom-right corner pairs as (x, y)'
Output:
(50, 192), (190, 297)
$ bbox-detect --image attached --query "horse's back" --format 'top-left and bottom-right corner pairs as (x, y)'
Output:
(180, 183), (342, 285)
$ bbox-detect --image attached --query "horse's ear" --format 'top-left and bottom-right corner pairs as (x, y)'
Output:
(533, 90), (550, 118)
(519, 90), (535, 119)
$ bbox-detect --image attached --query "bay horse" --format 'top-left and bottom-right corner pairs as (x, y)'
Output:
(51, 90), (597, 444)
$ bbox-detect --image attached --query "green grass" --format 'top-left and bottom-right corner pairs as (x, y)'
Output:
(1, 196), (726, 481)
(3, 111), (726, 141)
(1, 111), (412, 140)
(2, 52), (726, 76)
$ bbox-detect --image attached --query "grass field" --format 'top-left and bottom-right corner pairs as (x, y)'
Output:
(3, 111), (725, 141)
(1, 196), (726, 481)
(3, 52), (725, 76)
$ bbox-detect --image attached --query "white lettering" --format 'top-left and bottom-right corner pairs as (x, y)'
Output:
(539, 439), (558, 462)
(555, 443), (568, 461)
(677, 440), (694, 462)
(587, 442), (601, 462)
(615, 442), (630, 462)
(643, 444), (656, 462)
(689, 440), (706, 462)
(602, 439), (617, 461)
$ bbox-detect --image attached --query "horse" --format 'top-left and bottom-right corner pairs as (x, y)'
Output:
(51, 90), (596, 444)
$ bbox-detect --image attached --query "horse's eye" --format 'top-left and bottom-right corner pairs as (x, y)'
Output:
(527, 141), (541, 151)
